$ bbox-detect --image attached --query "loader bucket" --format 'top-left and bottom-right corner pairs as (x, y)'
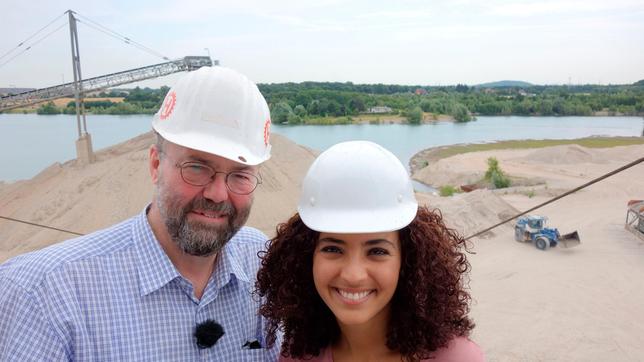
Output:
(559, 231), (580, 248)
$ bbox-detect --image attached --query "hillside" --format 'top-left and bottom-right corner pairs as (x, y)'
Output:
(0, 132), (317, 260)
(475, 80), (534, 88)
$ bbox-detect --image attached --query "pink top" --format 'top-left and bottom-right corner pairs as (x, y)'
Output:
(279, 337), (485, 361)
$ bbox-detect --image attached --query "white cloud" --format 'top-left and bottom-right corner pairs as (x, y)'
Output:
(489, 0), (644, 17)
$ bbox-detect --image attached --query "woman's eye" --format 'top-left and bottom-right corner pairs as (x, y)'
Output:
(320, 245), (342, 254)
(368, 248), (390, 256)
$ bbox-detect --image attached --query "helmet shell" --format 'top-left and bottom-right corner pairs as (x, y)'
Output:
(152, 66), (271, 165)
(298, 141), (418, 233)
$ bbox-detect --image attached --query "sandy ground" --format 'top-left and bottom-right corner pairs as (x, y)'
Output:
(0, 131), (317, 259)
(414, 143), (644, 361)
(1, 134), (643, 361)
(352, 112), (455, 124)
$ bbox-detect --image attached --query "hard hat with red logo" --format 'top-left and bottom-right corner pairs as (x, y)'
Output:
(152, 66), (272, 165)
(298, 141), (418, 233)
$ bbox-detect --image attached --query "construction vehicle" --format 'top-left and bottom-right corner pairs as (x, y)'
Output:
(514, 215), (580, 250)
(625, 200), (644, 241)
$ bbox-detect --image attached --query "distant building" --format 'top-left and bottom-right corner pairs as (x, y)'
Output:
(366, 106), (393, 114)
(414, 88), (428, 95)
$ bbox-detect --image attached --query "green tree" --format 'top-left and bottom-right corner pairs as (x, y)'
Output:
(451, 103), (472, 122)
(484, 157), (511, 188)
(270, 102), (295, 124)
(287, 113), (302, 124)
(36, 102), (60, 115)
(293, 104), (307, 117)
(404, 106), (423, 124)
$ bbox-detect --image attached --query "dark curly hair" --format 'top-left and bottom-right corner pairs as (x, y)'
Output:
(255, 206), (474, 361)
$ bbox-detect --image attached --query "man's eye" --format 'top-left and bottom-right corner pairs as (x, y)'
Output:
(185, 164), (209, 174)
(368, 248), (390, 256)
(230, 172), (252, 181)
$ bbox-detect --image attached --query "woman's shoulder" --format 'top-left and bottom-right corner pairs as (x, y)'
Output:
(423, 336), (485, 362)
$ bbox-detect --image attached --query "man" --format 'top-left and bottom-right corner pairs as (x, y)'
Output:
(0, 67), (280, 360)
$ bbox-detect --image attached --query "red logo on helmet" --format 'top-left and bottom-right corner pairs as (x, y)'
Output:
(159, 91), (176, 120)
(263, 118), (271, 146)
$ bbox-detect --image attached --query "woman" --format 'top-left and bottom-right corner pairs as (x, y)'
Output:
(256, 141), (483, 361)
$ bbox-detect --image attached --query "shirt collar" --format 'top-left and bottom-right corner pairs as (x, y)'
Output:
(211, 237), (251, 286)
(132, 208), (252, 297)
(133, 208), (182, 297)
(199, 231), (252, 305)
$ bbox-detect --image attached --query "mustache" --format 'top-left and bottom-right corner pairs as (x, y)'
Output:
(187, 197), (235, 216)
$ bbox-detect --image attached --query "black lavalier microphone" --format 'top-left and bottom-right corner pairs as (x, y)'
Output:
(194, 320), (225, 349)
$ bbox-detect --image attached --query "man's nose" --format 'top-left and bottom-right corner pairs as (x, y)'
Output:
(202, 173), (229, 203)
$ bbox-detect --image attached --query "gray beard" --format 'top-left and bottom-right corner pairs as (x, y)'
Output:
(157, 191), (250, 257)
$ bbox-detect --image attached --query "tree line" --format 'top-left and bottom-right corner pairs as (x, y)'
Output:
(259, 81), (644, 124)
(35, 81), (644, 124)
(36, 87), (169, 115)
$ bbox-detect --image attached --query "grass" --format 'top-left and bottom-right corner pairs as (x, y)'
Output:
(439, 185), (460, 197)
(305, 112), (454, 125)
(427, 137), (644, 161)
(303, 116), (354, 125)
(524, 189), (536, 198)
(6, 97), (125, 113)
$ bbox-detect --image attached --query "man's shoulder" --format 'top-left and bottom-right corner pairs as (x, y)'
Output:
(228, 226), (268, 249)
(0, 216), (138, 291)
(223, 226), (268, 278)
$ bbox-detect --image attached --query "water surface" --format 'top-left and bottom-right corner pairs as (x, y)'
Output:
(1, 114), (641, 182)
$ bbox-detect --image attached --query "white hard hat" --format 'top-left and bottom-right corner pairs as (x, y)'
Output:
(152, 66), (271, 165)
(298, 141), (418, 233)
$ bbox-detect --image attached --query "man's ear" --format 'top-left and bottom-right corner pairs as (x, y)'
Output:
(149, 144), (161, 184)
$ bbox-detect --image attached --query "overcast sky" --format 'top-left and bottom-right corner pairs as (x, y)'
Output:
(1, 0), (643, 89)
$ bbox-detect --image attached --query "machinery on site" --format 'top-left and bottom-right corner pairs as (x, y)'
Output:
(625, 200), (644, 241)
(514, 215), (580, 251)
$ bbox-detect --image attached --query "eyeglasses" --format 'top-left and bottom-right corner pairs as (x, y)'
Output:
(175, 161), (261, 195)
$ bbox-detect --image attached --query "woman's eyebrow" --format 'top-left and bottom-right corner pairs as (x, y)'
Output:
(365, 239), (396, 248)
(318, 237), (345, 244)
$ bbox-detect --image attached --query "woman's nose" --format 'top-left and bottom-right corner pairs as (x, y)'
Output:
(339, 257), (368, 284)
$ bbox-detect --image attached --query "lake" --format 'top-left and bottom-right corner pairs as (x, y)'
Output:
(0, 114), (642, 182)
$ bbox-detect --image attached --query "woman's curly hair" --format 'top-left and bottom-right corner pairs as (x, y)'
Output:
(255, 206), (474, 361)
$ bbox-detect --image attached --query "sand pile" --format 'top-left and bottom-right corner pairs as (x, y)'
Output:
(0, 132), (317, 261)
(413, 157), (484, 187)
(416, 190), (519, 239)
(413, 143), (643, 191)
(0, 129), (525, 263)
(517, 144), (597, 164)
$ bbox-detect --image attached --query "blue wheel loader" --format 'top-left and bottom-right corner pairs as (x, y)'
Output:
(514, 215), (580, 251)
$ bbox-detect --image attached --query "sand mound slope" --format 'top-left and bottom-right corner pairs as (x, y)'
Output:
(0, 132), (317, 261)
(416, 189), (519, 239)
(413, 144), (644, 191)
(518, 144), (597, 164)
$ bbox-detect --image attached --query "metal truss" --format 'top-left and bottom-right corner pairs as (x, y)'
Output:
(0, 56), (212, 112)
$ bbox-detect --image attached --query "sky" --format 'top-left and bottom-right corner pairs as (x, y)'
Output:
(1, 0), (643, 89)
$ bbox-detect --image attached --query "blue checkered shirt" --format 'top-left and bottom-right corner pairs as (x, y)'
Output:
(0, 209), (281, 361)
